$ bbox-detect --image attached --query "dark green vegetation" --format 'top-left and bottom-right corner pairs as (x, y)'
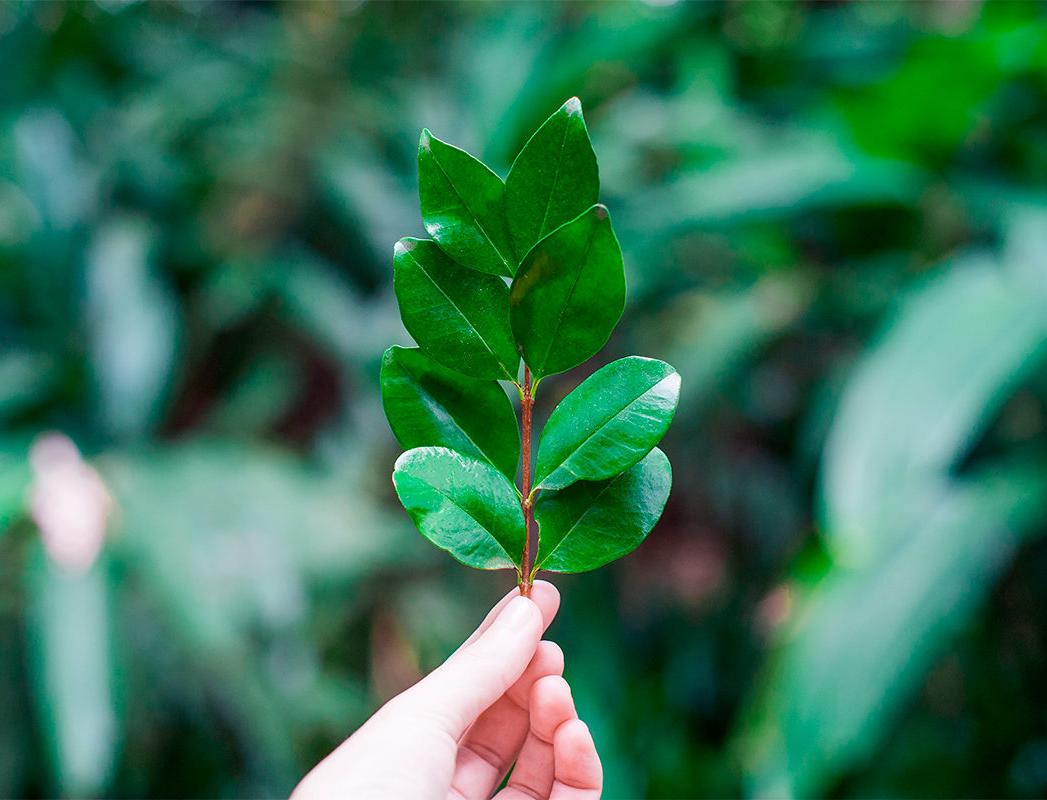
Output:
(386, 102), (677, 587)
(4, 2), (1047, 798)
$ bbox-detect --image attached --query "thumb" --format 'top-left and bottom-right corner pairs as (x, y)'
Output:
(396, 594), (544, 738)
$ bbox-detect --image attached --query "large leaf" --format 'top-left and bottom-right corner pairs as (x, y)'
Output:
(381, 346), (519, 479)
(740, 463), (1047, 799)
(740, 250), (1047, 797)
(505, 96), (599, 260)
(535, 357), (680, 491)
(534, 447), (671, 574)
(822, 257), (1047, 565)
(393, 237), (518, 381)
(418, 129), (516, 277)
(393, 447), (525, 570)
(509, 204), (626, 377)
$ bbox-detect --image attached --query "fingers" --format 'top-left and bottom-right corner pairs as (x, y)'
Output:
(458, 580), (560, 650)
(395, 586), (558, 739)
(449, 641), (564, 799)
(549, 720), (602, 800)
(498, 675), (576, 800)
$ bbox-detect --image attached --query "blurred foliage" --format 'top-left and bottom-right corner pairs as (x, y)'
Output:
(3, 1), (1047, 798)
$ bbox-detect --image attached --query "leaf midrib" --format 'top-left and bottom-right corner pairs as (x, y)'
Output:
(536, 216), (599, 373)
(535, 116), (572, 242)
(430, 148), (514, 274)
(414, 472), (516, 565)
(398, 358), (500, 470)
(539, 371), (672, 486)
(536, 472), (624, 569)
(409, 251), (513, 381)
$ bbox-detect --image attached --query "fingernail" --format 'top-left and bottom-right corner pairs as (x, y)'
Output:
(499, 596), (535, 626)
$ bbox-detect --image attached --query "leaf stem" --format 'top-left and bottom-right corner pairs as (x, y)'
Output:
(519, 366), (536, 596)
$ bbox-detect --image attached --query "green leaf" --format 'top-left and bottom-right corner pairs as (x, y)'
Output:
(505, 96), (599, 260)
(822, 256), (1047, 566)
(418, 129), (516, 277)
(392, 447), (525, 570)
(86, 218), (178, 439)
(509, 204), (625, 377)
(381, 346), (519, 479)
(26, 547), (120, 797)
(535, 356), (680, 491)
(740, 462), (1047, 799)
(393, 238), (518, 381)
(534, 448), (671, 573)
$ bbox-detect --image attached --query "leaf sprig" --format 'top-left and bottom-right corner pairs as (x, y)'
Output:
(382, 98), (680, 591)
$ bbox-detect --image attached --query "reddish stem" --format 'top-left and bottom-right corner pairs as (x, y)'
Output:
(519, 367), (535, 596)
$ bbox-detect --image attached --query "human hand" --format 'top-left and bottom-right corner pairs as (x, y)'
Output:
(291, 581), (602, 800)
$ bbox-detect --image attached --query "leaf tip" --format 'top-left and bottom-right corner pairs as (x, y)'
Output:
(592, 203), (609, 221)
(419, 128), (432, 151)
(394, 238), (416, 257)
(564, 96), (583, 116)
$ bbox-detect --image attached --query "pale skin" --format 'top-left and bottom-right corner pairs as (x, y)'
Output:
(292, 581), (602, 800)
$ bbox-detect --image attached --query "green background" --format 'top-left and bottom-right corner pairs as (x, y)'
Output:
(4, 1), (1047, 797)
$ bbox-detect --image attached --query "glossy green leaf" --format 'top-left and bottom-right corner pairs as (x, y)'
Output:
(509, 204), (625, 377)
(393, 447), (524, 570)
(535, 357), (680, 491)
(418, 129), (516, 277)
(393, 237), (519, 380)
(505, 96), (599, 260)
(381, 346), (519, 479)
(534, 448), (671, 573)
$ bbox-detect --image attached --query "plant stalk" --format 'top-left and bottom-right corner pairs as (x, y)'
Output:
(519, 366), (535, 596)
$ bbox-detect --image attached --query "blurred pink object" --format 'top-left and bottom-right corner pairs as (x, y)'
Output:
(29, 433), (112, 574)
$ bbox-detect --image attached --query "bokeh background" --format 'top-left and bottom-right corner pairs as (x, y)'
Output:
(4, 1), (1047, 797)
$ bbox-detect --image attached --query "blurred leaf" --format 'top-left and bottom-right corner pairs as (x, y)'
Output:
(741, 246), (1047, 796)
(393, 238), (518, 381)
(535, 447), (671, 574)
(621, 133), (921, 235)
(393, 446), (525, 571)
(381, 346), (519, 479)
(85, 218), (178, 440)
(535, 357), (679, 491)
(104, 441), (419, 790)
(509, 205), (625, 378)
(0, 350), (53, 424)
(13, 109), (94, 231)
(637, 276), (811, 416)
(822, 256), (1047, 565)
(505, 96), (599, 259)
(275, 251), (404, 369)
(741, 462), (1047, 799)
(418, 129), (515, 277)
(0, 438), (31, 534)
(26, 547), (119, 798)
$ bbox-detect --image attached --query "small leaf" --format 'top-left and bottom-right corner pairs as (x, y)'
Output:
(509, 204), (625, 377)
(535, 356), (680, 491)
(418, 129), (516, 277)
(534, 448), (671, 573)
(393, 238), (519, 381)
(505, 97), (599, 260)
(393, 447), (524, 570)
(381, 346), (519, 479)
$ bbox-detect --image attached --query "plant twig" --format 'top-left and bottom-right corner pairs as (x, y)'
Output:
(519, 366), (535, 595)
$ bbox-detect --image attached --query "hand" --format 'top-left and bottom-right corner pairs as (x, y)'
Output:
(291, 581), (602, 800)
